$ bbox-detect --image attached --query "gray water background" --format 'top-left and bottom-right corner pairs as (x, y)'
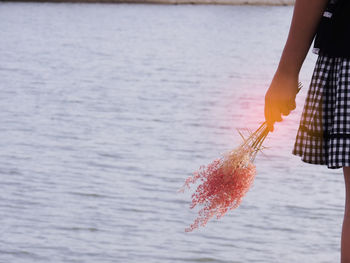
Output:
(0, 2), (345, 263)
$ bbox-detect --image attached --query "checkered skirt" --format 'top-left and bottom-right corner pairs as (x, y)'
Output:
(292, 55), (350, 169)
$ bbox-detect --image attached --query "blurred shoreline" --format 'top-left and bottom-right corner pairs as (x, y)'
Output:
(2, 0), (294, 5)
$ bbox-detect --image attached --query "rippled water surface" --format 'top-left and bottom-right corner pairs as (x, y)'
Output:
(0, 2), (345, 263)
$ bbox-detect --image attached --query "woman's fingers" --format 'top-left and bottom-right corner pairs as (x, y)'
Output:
(280, 99), (296, 116)
(280, 104), (290, 116)
(274, 109), (283, 122)
(290, 100), (296, 110)
(265, 102), (282, 132)
(264, 104), (274, 132)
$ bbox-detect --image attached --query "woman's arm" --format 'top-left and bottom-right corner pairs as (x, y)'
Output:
(264, 0), (329, 132)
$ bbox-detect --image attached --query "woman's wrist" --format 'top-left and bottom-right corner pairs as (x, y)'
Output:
(274, 65), (299, 81)
(276, 51), (303, 77)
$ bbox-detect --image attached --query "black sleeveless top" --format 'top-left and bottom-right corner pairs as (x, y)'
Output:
(313, 0), (350, 58)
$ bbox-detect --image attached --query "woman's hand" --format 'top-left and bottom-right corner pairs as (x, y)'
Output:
(264, 72), (299, 132)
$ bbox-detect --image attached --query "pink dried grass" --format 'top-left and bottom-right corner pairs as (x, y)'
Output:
(179, 122), (269, 232)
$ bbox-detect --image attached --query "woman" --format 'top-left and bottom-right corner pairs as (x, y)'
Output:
(264, 0), (350, 261)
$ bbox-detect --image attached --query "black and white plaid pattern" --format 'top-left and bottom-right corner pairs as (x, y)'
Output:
(292, 55), (350, 169)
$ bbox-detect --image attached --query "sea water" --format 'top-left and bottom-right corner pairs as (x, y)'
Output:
(0, 2), (343, 262)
